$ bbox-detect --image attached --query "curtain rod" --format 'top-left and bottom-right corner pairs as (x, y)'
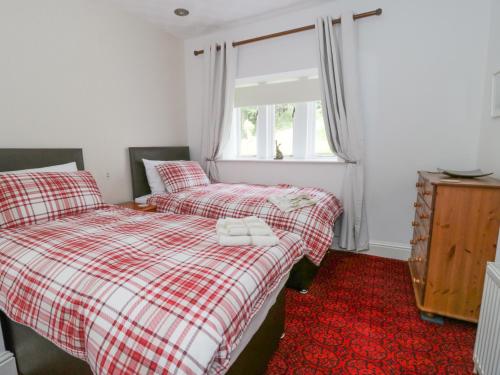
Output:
(193, 8), (382, 56)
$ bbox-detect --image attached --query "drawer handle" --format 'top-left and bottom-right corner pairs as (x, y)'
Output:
(411, 221), (420, 227)
(412, 277), (424, 285)
(410, 239), (418, 245)
(423, 190), (432, 196)
(416, 182), (424, 188)
(413, 202), (422, 208)
(415, 256), (424, 262)
(418, 235), (428, 241)
(420, 213), (429, 219)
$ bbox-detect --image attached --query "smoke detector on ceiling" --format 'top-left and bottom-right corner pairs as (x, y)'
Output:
(174, 8), (189, 17)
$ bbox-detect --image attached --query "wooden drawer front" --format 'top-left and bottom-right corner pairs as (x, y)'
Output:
(413, 226), (429, 261)
(410, 171), (500, 323)
(414, 194), (432, 233)
(409, 254), (426, 284)
(410, 218), (429, 252)
(424, 185), (500, 322)
(416, 174), (435, 208)
(410, 224), (429, 281)
(409, 261), (425, 305)
(411, 194), (432, 281)
(415, 229), (429, 277)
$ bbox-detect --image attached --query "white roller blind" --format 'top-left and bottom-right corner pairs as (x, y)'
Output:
(234, 69), (320, 107)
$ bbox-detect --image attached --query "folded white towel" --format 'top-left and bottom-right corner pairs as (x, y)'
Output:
(216, 217), (273, 236)
(216, 216), (278, 247)
(286, 193), (312, 201)
(248, 225), (273, 236)
(268, 194), (317, 213)
(226, 217), (244, 224)
(217, 220), (247, 235)
(227, 226), (248, 236)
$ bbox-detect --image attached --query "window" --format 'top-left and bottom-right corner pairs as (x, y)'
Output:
(227, 69), (336, 160)
(232, 100), (334, 160)
(238, 107), (258, 157)
(314, 102), (331, 156)
(274, 104), (294, 157)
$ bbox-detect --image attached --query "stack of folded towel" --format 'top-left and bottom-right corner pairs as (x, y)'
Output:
(216, 216), (279, 247)
(268, 192), (317, 213)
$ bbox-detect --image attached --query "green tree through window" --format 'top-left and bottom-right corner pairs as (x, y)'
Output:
(233, 102), (334, 159)
(239, 107), (258, 156)
(274, 104), (294, 156)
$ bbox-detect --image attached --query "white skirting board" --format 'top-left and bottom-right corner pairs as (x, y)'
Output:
(365, 241), (411, 260)
(0, 311), (18, 375)
(0, 352), (17, 375)
(332, 241), (411, 261)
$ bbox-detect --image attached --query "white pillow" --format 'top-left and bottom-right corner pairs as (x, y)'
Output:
(134, 194), (152, 205)
(142, 159), (168, 194)
(1, 162), (78, 174)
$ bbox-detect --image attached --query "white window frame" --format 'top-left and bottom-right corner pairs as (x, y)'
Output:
(235, 106), (259, 158)
(233, 101), (336, 161)
(293, 102), (308, 159)
(256, 105), (273, 159)
(305, 102), (316, 158)
(272, 103), (295, 158)
(309, 101), (335, 158)
(233, 107), (242, 157)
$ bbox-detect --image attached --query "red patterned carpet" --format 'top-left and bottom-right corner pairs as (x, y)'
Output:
(266, 251), (476, 374)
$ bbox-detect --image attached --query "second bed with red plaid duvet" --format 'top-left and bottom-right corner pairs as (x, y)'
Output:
(0, 206), (305, 374)
(149, 183), (343, 265)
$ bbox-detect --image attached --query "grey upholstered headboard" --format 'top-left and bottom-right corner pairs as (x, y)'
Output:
(128, 147), (190, 199)
(0, 148), (84, 172)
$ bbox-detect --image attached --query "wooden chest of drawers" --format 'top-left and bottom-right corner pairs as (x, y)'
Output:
(409, 171), (500, 322)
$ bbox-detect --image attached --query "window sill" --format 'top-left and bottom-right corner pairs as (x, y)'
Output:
(218, 158), (345, 165)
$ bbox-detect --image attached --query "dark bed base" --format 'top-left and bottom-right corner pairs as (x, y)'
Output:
(1, 288), (285, 375)
(286, 257), (320, 292)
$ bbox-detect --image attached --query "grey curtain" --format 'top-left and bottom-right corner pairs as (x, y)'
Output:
(200, 41), (237, 181)
(316, 13), (369, 251)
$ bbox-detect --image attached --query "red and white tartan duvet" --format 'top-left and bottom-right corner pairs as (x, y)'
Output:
(149, 183), (343, 265)
(0, 206), (304, 374)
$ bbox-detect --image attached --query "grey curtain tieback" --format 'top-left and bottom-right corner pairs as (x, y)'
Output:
(344, 160), (358, 165)
(205, 158), (217, 162)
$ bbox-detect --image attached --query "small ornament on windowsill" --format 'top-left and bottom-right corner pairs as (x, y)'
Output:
(274, 141), (284, 160)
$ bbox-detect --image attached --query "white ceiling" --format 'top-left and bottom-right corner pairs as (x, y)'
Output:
(110, 0), (331, 38)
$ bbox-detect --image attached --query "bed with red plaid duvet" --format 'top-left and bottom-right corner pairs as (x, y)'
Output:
(0, 206), (304, 374)
(149, 183), (343, 266)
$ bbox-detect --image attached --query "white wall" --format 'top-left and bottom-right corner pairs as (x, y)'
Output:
(184, 0), (490, 255)
(0, 0), (186, 203)
(477, 0), (500, 177)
